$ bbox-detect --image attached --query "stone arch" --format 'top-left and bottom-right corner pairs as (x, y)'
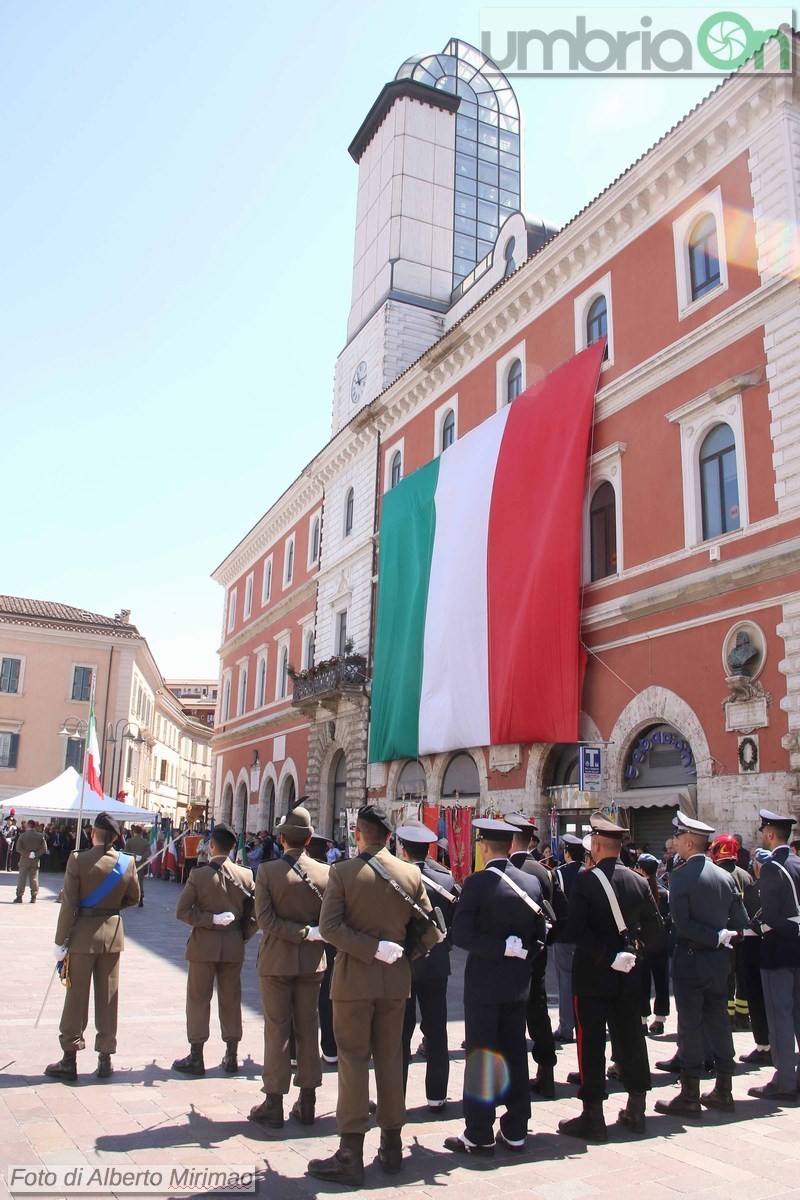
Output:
(277, 758), (299, 818)
(385, 756), (433, 802)
(232, 769), (250, 833)
(309, 711), (370, 833)
(219, 772), (235, 823)
(429, 748), (488, 803)
(317, 742), (347, 838)
(606, 687), (712, 796)
(258, 763), (279, 831)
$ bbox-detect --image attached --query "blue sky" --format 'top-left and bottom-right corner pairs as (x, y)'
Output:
(2, 1), (715, 676)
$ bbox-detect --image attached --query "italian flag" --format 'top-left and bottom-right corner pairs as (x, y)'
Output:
(369, 342), (604, 763)
(85, 697), (105, 799)
(163, 839), (177, 874)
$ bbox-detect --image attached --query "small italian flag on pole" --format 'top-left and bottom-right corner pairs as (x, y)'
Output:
(85, 694), (105, 799)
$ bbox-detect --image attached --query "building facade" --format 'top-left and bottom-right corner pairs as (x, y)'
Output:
(212, 36), (800, 849)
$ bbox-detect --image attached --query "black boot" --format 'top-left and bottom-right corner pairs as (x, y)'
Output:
(655, 1052), (681, 1072)
(13, 896), (22, 904)
(618, 1091), (646, 1133)
(530, 1063), (555, 1099)
(96, 1054), (113, 1079)
(221, 1040), (239, 1074)
(654, 1071), (702, 1116)
(249, 1094), (284, 1128)
(701, 1072), (735, 1112)
(378, 1128), (403, 1174)
(44, 1052), (77, 1082)
(290, 1088), (316, 1126)
(307, 1133), (365, 1185)
(172, 1044), (205, 1076)
(558, 1101), (608, 1142)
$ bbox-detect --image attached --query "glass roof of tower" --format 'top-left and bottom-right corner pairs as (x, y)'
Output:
(396, 40), (522, 288)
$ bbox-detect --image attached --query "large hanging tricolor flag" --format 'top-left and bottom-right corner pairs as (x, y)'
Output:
(84, 695), (105, 799)
(369, 341), (605, 763)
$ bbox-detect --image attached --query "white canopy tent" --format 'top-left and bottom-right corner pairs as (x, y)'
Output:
(3, 768), (157, 824)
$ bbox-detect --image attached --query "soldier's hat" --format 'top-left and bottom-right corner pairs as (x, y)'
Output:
(758, 808), (795, 834)
(94, 811), (120, 836)
(396, 819), (437, 844)
(673, 811), (715, 838)
(561, 834), (584, 849)
(503, 812), (538, 832)
(357, 803), (393, 833)
(589, 811), (627, 839)
(472, 818), (515, 840)
(211, 820), (236, 840)
(277, 806), (314, 836)
(582, 833), (593, 852)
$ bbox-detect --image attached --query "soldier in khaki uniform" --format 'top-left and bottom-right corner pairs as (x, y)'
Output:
(124, 825), (150, 907)
(172, 822), (255, 1076)
(45, 812), (140, 1081)
(249, 806), (329, 1129)
(308, 804), (441, 1186)
(15, 821), (48, 903)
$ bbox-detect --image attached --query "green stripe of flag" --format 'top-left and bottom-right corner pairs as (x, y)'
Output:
(369, 457), (440, 763)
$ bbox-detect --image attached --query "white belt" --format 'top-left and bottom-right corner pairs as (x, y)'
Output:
(743, 929), (758, 938)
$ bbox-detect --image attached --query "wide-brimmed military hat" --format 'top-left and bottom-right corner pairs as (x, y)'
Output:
(759, 808), (795, 834)
(503, 812), (538, 832)
(211, 820), (236, 840)
(673, 811), (714, 838)
(473, 818), (515, 839)
(358, 803), (393, 833)
(561, 834), (584, 849)
(278, 806), (314, 836)
(589, 811), (627, 839)
(94, 811), (120, 836)
(396, 819), (437, 844)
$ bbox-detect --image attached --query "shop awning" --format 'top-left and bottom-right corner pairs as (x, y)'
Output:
(614, 785), (696, 814)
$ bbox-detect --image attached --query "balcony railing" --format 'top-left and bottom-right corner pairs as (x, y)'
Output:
(291, 656), (368, 708)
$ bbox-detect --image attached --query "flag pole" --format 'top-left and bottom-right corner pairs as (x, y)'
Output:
(74, 671), (97, 849)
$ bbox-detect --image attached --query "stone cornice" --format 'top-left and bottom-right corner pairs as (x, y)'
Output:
(212, 705), (309, 749)
(212, 482), (323, 588)
(217, 578), (316, 660)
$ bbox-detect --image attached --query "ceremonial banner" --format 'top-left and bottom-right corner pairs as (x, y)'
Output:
(445, 805), (472, 886)
(369, 341), (605, 762)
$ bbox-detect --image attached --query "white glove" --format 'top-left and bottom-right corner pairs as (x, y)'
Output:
(717, 929), (737, 948)
(504, 935), (528, 959)
(305, 926), (323, 942)
(611, 951), (637, 973)
(52, 944), (67, 963)
(29, 852), (37, 859)
(375, 940), (404, 964)
(213, 911), (236, 927)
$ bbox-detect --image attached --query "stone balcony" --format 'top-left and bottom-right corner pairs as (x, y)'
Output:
(290, 656), (369, 715)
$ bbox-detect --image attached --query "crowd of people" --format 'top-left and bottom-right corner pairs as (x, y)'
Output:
(17, 796), (800, 1184)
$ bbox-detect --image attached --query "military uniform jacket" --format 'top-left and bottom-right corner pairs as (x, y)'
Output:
(16, 829), (47, 859)
(124, 834), (150, 864)
(509, 850), (553, 903)
(668, 854), (747, 967)
(55, 846), (141, 953)
(319, 844), (438, 1002)
(411, 858), (458, 982)
(255, 851), (330, 977)
(565, 858), (663, 997)
(452, 858), (546, 1004)
(759, 845), (800, 969)
(177, 857), (254, 964)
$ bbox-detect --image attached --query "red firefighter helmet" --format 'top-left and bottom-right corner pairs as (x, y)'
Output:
(710, 834), (739, 862)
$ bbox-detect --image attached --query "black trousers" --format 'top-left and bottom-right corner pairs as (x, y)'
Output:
(463, 998), (530, 1145)
(574, 991), (651, 1103)
(319, 946), (337, 1059)
(527, 947), (557, 1068)
(640, 949), (670, 1018)
(402, 978), (449, 1103)
(673, 947), (735, 1076)
(741, 937), (769, 1047)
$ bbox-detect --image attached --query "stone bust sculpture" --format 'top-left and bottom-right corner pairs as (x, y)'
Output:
(727, 630), (759, 677)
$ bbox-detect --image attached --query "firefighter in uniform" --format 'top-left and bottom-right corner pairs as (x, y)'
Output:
(172, 822), (255, 1077)
(307, 804), (441, 1186)
(396, 820), (459, 1111)
(45, 812), (140, 1081)
(249, 806), (330, 1129)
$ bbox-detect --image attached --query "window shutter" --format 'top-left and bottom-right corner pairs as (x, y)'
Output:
(8, 733), (19, 769)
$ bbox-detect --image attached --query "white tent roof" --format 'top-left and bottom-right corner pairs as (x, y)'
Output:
(4, 768), (157, 823)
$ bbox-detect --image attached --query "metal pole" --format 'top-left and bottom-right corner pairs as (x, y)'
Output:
(74, 672), (96, 847)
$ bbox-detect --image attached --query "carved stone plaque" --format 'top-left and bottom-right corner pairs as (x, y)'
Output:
(489, 744), (521, 773)
(725, 697), (768, 733)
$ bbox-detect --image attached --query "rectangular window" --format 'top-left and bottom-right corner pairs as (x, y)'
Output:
(0, 732), (19, 769)
(65, 738), (84, 773)
(262, 557), (272, 604)
(238, 668), (247, 715)
(336, 610), (348, 657)
(244, 574), (254, 619)
(72, 666), (92, 702)
(227, 589), (237, 632)
(160, 758), (168, 782)
(0, 657), (20, 694)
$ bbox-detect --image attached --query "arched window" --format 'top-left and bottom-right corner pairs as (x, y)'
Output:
(344, 488), (354, 536)
(333, 751), (347, 823)
(285, 539), (294, 584)
(688, 214), (720, 301)
(442, 752), (480, 798)
(278, 647), (289, 700)
(390, 451), (402, 488)
(305, 630), (315, 670)
(310, 517), (320, 564)
(237, 667), (247, 715)
(397, 758), (427, 800)
(590, 481), (617, 581)
(260, 778), (275, 832)
(506, 358), (523, 403)
(586, 295), (609, 360)
(256, 656), (266, 707)
(222, 677), (231, 721)
(699, 423), (739, 539)
(441, 410), (455, 452)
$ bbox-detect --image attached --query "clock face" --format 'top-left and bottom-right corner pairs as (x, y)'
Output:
(351, 360), (367, 404)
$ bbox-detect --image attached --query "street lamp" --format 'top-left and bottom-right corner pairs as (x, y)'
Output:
(105, 720), (144, 801)
(59, 717), (88, 772)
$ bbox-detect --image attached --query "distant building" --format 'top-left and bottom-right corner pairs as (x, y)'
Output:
(166, 679), (218, 728)
(0, 596), (212, 823)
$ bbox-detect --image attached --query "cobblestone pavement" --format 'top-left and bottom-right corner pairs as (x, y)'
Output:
(1, 870), (799, 1200)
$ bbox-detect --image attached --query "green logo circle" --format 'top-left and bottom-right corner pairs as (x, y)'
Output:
(697, 11), (756, 69)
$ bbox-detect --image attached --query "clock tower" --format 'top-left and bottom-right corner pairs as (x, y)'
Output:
(331, 40), (522, 435)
